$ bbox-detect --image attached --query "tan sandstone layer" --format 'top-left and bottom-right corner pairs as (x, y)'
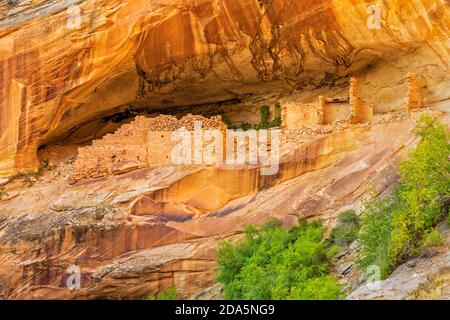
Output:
(0, 111), (443, 299)
(0, 0), (449, 178)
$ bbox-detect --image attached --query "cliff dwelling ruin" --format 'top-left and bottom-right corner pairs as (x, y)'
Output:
(63, 74), (428, 185)
(281, 77), (374, 128)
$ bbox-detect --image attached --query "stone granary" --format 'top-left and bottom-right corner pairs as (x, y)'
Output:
(69, 114), (227, 184)
(406, 73), (426, 115)
(281, 77), (374, 129)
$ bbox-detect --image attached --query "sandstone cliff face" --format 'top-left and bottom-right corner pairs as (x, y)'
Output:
(0, 0), (449, 178)
(0, 114), (437, 299)
(0, 0), (449, 300)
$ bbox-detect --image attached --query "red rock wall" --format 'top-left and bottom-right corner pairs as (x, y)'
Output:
(1, 0), (448, 178)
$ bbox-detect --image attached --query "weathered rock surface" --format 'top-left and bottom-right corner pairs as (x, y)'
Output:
(0, 0), (449, 301)
(349, 229), (450, 300)
(0, 114), (442, 299)
(0, 0), (449, 177)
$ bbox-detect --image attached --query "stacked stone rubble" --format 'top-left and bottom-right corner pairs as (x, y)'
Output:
(70, 114), (227, 183)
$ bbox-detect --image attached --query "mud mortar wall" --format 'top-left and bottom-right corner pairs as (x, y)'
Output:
(70, 115), (226, 182)
(407, 73), (426, 113)
(281, 103), (323, 127)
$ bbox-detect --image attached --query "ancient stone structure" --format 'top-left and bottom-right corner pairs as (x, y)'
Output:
(69, 116), (150, 183)
(281, 102), (324, 128)
(350, 78), (374, 124)
(406, 73), (426, 115)
(70, 115), (226, 183)
(321, 96), (352, 125)
(282, 77), (373, 128)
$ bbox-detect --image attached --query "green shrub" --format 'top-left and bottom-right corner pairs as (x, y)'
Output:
(216, 219), (343, 300)
(254, 103), (282, 130)
(359, 116), (449, 278)
(222, 117), (236, 130)
(238, 122), (253, 131)
(358, 192), (394, 279)
(232, 103), (282, 131)
(269, 102), (282, 128)
(421, 229), (443, 247)
(328, 210), (361, 247)
(259, 105), (270, 128)
(146, 286), (177, 300)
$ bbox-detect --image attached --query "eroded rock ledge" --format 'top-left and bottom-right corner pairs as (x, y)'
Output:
(0, 0), (449, 177)
(0, 112), (440, 299)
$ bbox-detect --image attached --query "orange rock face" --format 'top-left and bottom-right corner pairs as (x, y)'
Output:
(0, 113), (444, 299)
(0, 0), (449, 178)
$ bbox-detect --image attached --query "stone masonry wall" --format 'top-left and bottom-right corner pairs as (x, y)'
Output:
(282, 77), (373, 128)
(148, 129), (227, 167)
(321, 100), (352, 125)
(406, 73), (425, 114)
(70, 114), (226, 183)
(350, 78), (374, 124)
(281, 102), (323, 128)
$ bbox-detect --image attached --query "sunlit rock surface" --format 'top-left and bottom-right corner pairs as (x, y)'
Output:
(0, 0), (449, 300)
(0, 114), (443, 299)
(0, 0), (449, 177)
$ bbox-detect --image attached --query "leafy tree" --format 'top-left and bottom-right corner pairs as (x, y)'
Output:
(359, 116), (449, 278)
(358, 192), (394, 278)
(328, 210), (361, 247)
(146, 286), (177, 300)
(216, 219), (343, 300)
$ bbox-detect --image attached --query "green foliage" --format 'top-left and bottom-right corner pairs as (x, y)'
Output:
(421, 229), (443, 247)
(358, 192), (394, 279)
(0, 191), (8, 200)
(232, 103), (282, 131)
(146, 286), (177, 300)
(359, 116), (450, 278)
(269, 102), (282, 128)
(259, 105), (271, 128)
(216, 219), (343, 300)
(238, 122), (253, 131)
(222, 117), (235, 130)
(255, 103), (282, 130)
(328, 210), (361, 247)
